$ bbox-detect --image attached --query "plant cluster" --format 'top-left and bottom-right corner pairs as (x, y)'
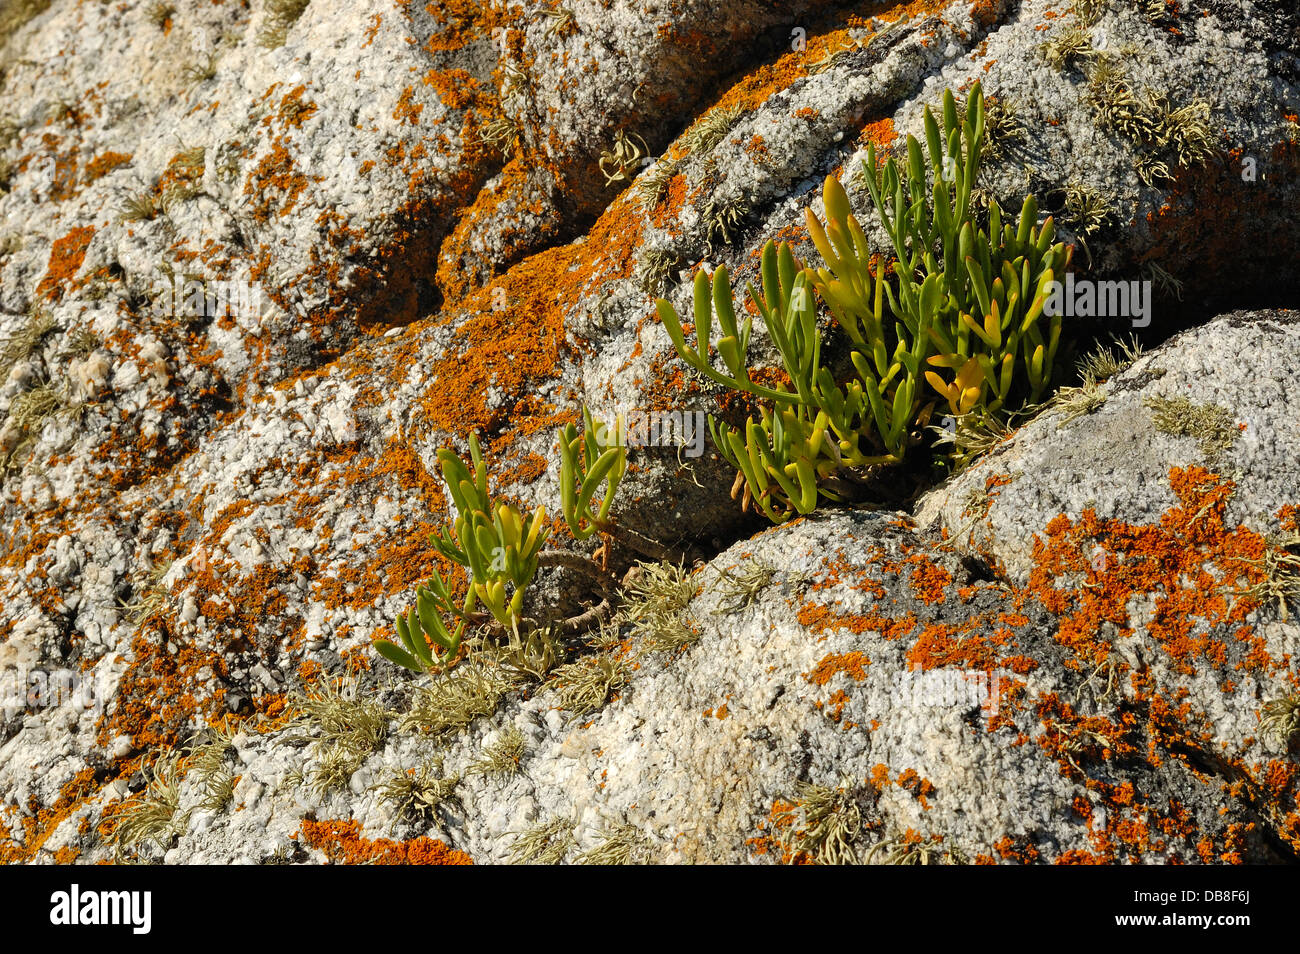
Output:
(656, 83), (1071, 521)
(375, 409), (626, 674)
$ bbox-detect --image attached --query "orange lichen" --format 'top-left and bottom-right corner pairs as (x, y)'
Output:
(0, 768), (98, 864)
(297, 818), (473, 864)
(37, 225), (95, 300)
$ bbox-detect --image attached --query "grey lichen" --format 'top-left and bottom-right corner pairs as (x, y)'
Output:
(289, 680), (390, 796)
(259, 0), (310, 50)
(466, 725), (527, 777)
(508, 816), (576, 864)
(375, 762), (460, 824)
(398, 664), (519, 736)
(775, 780), (863, 865)
(1144, 395), (1238, 460)
(549, 652), (629, 715)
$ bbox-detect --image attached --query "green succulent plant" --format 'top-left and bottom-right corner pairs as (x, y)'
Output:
(558, 406), (628, 540)
(377, 411), (627, 674)
(374, 433), (549, 673)
(655, 82), (1072, 521)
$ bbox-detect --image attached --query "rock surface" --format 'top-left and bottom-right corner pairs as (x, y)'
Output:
(0, 0), (1296, 864)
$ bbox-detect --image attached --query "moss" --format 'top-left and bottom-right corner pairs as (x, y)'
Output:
(1076, 334), (1145, 386)
(772, 781), (864, 865)
(1062, 182), (1116, 244)
(680, 104), (743, 156)
(186, 725), (237, 813)
(289, 680), (391, 796)
(109, 751), (187, 853)
(1144, 396), (1238, 460)
(0, 307), (55, 384)
(623, 561), (697, 655)
(119, 558), (174, 625)
(1042, 380), (1106, 427)
(466, 725), (527, 777)
(712, 559), (774, 614)
(597, 129), (649, 187)
(636, 247), (682, 296)
(181, 51), (219, 89)
(146, 2), (175, 29)
(397, 664), (518, 736)
(1040, 24), (1097, 73)
(541, 7), (577, 40)
(1259, 697), (1300, 750)
(636, 157), (679, 210)
(980, 95), (1026, 163)
(863, 831), (946, 864)
(475, 114), (520, 158)
(119, 191), (164, 223)
(701, 194), (750, 246)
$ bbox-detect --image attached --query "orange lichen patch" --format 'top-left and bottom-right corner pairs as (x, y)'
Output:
(277, 85), (318, 129)
(743, 134), (771, 164)
(991, 835), (1040, 864)
(97, 627), (230, 752)
(806, 650), (871, 686)
(417, 191), (644, 448)
(677, 0), (952, 132)
(0, 768), (98, 864)
(1028, 467), (1274, 675)
(1035, 695), (1139, 774)
(244, 141), (316, 222)
(648, 171), (689, 232)
(37, 225), (95, 301)
(747, 798), (811, 864)
(156, 149), (205, 199)
(896, 768), (936, 807)
(906, 620), (1006, 671)
(904, 552), (952, 604)
(297, 818), (473, 864)
(857, 116), (897, 153)
(84, 150), (133, 183)
(422, 69), (486, 112)
(798, 602), (917, 641)
(434, 157), (560, 304)
(420, 0), (505, 53)
(394, 85), (425, 125)
(497, 450), (548, 488)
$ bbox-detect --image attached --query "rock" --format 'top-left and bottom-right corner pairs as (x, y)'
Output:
(915, 310), (1300, 583)
(0, 0), (1297, 865)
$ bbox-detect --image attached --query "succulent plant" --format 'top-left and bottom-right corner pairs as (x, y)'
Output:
(655, 82), (1073, 522)
(377, 412), (627, 673)
(558, 406), (628, 540)
(374, 433), (549, 673)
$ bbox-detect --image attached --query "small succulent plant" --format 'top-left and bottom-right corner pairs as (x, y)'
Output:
(374, 433), (549, 673)
(376, 411), (626, 674)
(558, 406), (628, 540)
(655, 83), (1072, 521)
